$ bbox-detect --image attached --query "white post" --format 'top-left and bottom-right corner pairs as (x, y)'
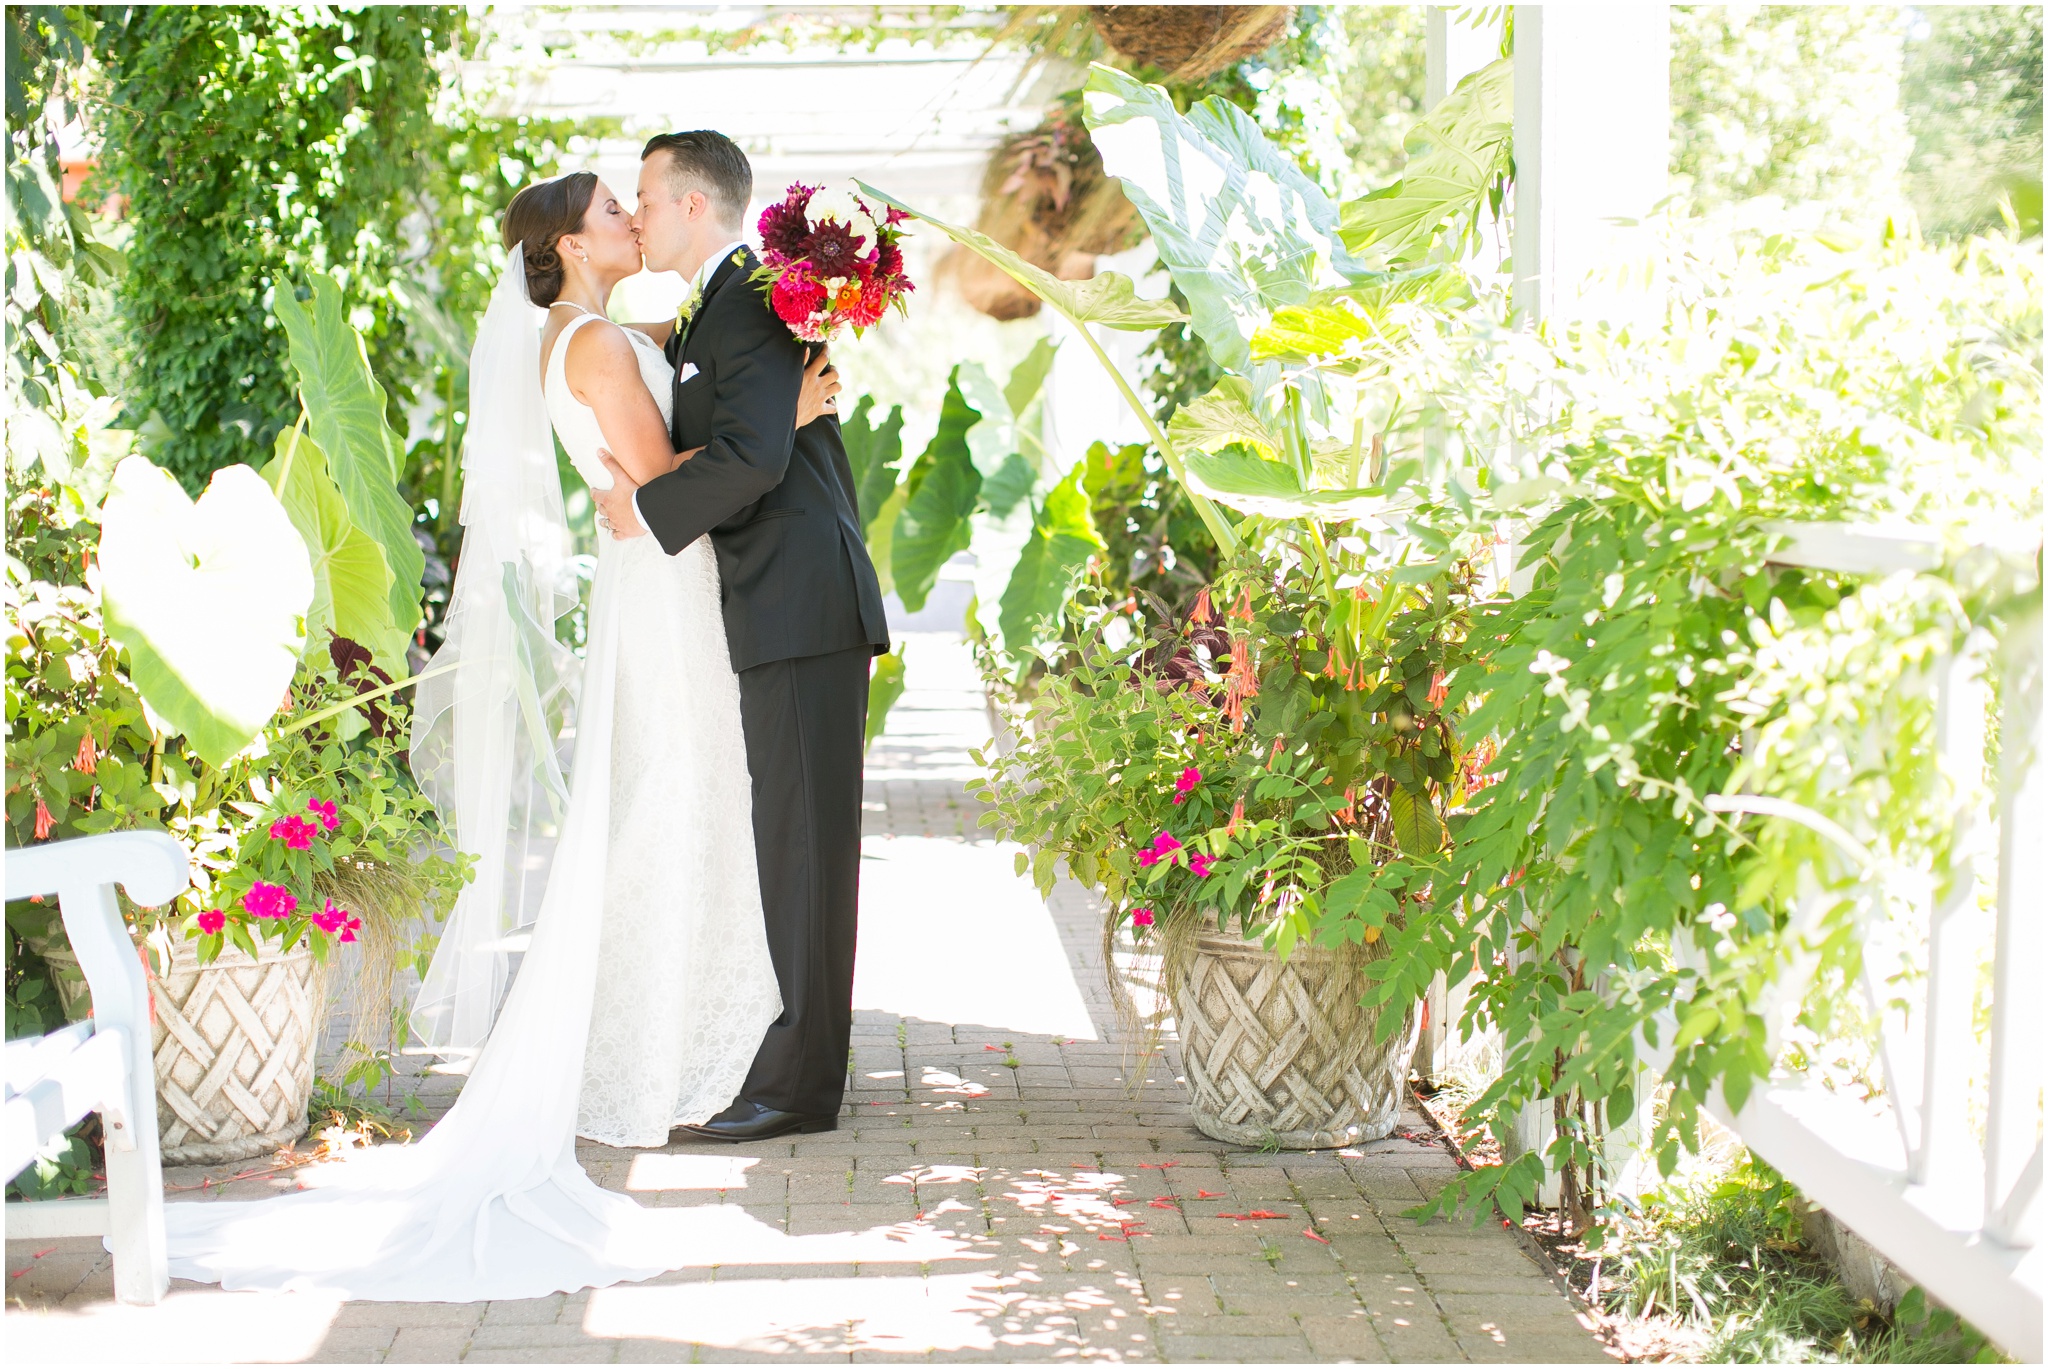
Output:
(1500, 4), (1671, 1205)
(1511, 4), (1672, 330)
(1985, 608), (2044, 1248)
(1425, 7), (1498, 109)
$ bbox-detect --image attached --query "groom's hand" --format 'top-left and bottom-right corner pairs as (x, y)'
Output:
(592, 451), (649, 541)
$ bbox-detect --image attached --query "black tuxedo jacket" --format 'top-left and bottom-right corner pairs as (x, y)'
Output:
(640, 246), (889, 672)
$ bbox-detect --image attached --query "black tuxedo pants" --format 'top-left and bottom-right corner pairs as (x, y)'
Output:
(734, 644), (870, 1117)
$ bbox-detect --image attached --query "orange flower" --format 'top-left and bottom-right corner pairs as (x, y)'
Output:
(1427, 671), (1449, 709)
(34, 793), (55, 840)
(1227, 797), (1245, 836)
(1338, 787), (1357, 825)
(1189, 588), (1214, 625)
(1230, 587), (1254, 622)
(74, 728), (96, 775)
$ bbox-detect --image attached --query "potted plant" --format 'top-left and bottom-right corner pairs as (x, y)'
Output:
(980, 547), (1485, 1148)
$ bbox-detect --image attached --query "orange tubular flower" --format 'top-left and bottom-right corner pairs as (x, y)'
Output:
(1227, 797), (1245, 837)
(1230, 587), (1255, 622)
(1189, 588), (1214, 625)
(34, 793), (55, 840)
(74, 728), (96, 775)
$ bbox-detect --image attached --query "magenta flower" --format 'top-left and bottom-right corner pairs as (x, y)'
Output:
(311, 898), (349, 934)
(197, 910), (225, 934)
(1131, 907), (1155, 928)
(1189, 852), (1214, 878)
(243, 882), (297, 920)
(1172, 767), (1202, 804)
(269, 814), (316, 850)
(307, 799), (339, 832)
(1135, 830), (1182, 869)
(339, 912), (362, 945)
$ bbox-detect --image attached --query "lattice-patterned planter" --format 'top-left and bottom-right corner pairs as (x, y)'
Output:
(147, 937), (325, 1164)
(1171, 929), (1418, 1150)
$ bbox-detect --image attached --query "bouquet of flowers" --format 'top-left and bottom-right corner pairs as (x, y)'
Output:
(753, 184), (914, 343)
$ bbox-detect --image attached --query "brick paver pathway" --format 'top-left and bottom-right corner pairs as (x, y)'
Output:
(6, 632), (1609, 1363)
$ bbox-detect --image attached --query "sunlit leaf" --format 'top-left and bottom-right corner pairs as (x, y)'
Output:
(1082, 63), (1363, 376)
(865, 651), (906, 751)
(1338, 57), (1513, 264)
(274, 273), (426, 648)
(98, 456), (313, 768)
(999, 463), (1103, 669)
(1167, 377), (1282, 459)
(1250, 268), (1473, 369)
(841, 395), (906, 537)
(260, 426), (401, 667)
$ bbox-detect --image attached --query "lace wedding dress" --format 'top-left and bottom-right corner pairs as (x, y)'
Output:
(159, 250), (781, 1300)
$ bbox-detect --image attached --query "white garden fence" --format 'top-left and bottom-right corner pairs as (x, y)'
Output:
(1706, 523), (2043, 1361)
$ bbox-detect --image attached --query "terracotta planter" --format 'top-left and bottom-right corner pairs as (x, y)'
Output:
(1171, 927), (1417, 1149)
(147, 936), (327, 1164)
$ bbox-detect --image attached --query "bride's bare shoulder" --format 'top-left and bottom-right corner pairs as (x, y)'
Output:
(560, 316), (643, 389)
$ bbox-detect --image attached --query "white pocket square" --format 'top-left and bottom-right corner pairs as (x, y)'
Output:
(677, 362), (701, 384)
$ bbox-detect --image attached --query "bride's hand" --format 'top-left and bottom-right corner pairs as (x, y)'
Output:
(796, 345), (841, 429)
(592, 451), (649, 540)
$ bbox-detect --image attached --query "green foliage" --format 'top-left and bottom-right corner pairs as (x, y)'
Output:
(1386, 223), (2040, 1224)
(1084, 63), (1364, 378)
(1338, 57), (1513, 265)
(997, 464), (1103, 669)
(841, 395), (907, 537)
(1670, 6), (1910, 224)
(89, 5), (468, 486)
(892, 367), (985, 615)
(260, 425), (400, 665)
(275, 273), (425, 657)
(865, 652), (905, 751)
(96, 457), (313, 770)
(1587, 1159), (1998, 1362)
(1901, 5), (2044, 240)
(1080, 439), (1221, 615)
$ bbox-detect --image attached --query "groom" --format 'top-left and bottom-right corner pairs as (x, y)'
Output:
(592, 130), (890, 1142)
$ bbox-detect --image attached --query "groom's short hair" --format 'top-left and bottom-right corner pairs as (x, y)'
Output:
(642, 130), (751, 229)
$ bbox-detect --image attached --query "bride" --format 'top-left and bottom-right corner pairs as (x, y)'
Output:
(159, 172), (839, 1299)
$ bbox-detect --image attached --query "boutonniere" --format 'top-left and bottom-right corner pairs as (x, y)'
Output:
(674, 279), (704, 331)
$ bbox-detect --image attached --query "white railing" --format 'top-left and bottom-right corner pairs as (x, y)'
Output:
(5, 830), (188, 1305)
(1704, 522), (2043, 1362)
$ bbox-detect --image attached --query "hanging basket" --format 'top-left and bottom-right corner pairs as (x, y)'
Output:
(955, 114), (1145, 321)
(1170, 927), (1417, 1149)
(1088, 5), (1296, 83)
(148, 935), (327, 1165)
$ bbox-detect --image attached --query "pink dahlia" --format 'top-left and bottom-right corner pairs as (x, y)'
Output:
(770, 261), (827, 328)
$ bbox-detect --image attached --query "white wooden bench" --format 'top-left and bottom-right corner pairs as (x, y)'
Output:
(5, 830), (188, 1305)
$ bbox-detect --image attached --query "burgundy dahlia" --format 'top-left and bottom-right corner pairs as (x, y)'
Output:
(801, 219), (866, 278)
(757, 184), (817, 261)
(873, 239), (904, 281)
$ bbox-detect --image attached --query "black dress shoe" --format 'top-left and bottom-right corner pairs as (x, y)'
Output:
(677, 1100), (838, 1142)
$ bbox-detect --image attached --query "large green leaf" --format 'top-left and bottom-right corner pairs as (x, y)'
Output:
(1082, 64), (1362, 377)
(1003, 336), (1059, 419)
(854, 183), (1187, 332)
(1250, 268), (1473, 370)
(1183, 445), (1404, 524)
(954, 361), (1016, 481)
(1167, 377), (1282, 459)
(1389, 785), (1445, 856)
(98, 456), (313, 768)
(892, 369), (984, 613)
(841, 395), (906, 538)
(998, 464), (1104, 669)
(1339, 57), (1513, 264)
(274, 273), (425, 647)
(865, 483), (908, 599)
(260, 426), (400, 666)
(865, 651), (906, 751)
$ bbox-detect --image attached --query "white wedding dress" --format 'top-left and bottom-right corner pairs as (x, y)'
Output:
(158, 255), (782, 1299)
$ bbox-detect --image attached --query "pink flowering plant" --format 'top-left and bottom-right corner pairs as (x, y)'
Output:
(752, 184), (914, 344)
(180, 638), (469, 967)
(976, 554), (1483, 957)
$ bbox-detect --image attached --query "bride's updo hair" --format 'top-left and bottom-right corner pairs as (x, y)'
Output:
(501, 172), (599, 306)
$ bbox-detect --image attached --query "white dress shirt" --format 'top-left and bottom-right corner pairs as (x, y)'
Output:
(631, 238), (749, 533)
